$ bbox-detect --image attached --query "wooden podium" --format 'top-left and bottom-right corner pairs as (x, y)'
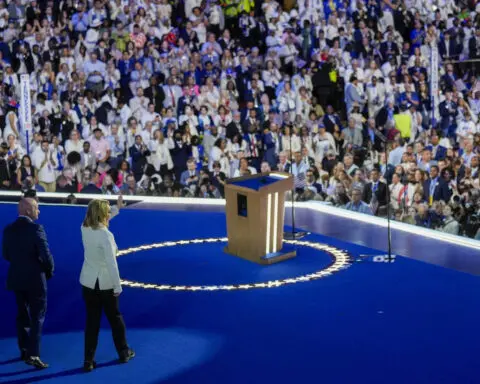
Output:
(224, 172), (296, 264)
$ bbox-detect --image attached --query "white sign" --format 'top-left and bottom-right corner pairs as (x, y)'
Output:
(19, 74), (32, 132)
(430, 45), (439, 123)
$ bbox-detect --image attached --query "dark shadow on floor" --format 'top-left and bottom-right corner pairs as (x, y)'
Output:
(0, 360), (120, 383)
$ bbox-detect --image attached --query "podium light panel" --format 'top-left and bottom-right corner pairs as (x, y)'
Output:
(273, 192), (279, 253)
(266, 193), (272, 254)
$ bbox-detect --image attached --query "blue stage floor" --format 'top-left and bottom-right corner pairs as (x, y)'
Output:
(0, 203), (479, 384)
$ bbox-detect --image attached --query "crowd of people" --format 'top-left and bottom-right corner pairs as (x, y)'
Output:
(0, 0), (479, 239)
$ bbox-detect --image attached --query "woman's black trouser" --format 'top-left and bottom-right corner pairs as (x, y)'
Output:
(82, 280), (128, 362)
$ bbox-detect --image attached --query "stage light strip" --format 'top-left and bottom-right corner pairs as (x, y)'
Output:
(272, 192), (279, 253)
(269, 173), (289, 179)
(266, 193), (272, 255)
(117, 238), (352, 292)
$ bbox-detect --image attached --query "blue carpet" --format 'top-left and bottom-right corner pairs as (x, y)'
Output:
(0, 204), (479, 384)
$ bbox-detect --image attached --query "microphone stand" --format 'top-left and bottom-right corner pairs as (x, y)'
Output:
(283, 130), (308, 241)
(374, 128), (393, 262)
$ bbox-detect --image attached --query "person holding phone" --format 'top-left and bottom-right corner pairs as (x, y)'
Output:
(79, 195), (134, 372)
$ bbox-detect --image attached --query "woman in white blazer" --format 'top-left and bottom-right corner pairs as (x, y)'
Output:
(80, 196), (134, 372)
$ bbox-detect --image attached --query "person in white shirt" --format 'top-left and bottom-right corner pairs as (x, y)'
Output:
(105, 125), (125, 168)
(65, 130), (85, 155)
(140, 103), (159, 127)
(83, 52), (106, 93)
(80, 196), (134, 372)
(233, 156), (257, 177)
(313, 124), (336, 163)
(366, 77), (385, 118)
(129, 87), (149, 121)
(389, 173), (404, 210)
(149, 130), (174, 174)
(3, 102), (20, 142)
(456, 113), (477, 146)
(33, 140), (57, 192)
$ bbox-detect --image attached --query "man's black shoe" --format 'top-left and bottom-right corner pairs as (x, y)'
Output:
(25, 356), (49, 369)
(20, 350), (27, 361)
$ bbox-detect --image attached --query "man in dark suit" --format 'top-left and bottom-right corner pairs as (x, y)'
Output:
(323, 106), (342, 134)
(408, 58), (428, 80)
(438, 32), (462, 60)
(380, 33), (399, 59)
(180, 158), (200, 187)
(210, 161), (227, 197)
(0, 143), (12, 189)
(300, 146), (315, 168)
(426, 133), (447, 161)
(423, 165), (451, 204)
(362, 168), (388, 214)
(438, 92), (458, 137)
(2, 198), (54, 369)
(144, 75), (165, 114)
(243, 82), (262, 107)
(176, 86), (192, 118)
(129, 135), (151, 181)
(169, 131), (191, 183)
(468, 30), (480, 59)
(226, 110), (242, 140)
(242, 107), (260, 134)
(80, 170), (102, 194)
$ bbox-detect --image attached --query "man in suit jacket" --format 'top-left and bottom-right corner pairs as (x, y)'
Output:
(144, 76), (165, 114)
(426, 133), (447, 161)
(468, 30), (480, 59)
(380, 34), (399, 60)
(323, 108), (342, 134)
(129, 135), (151, 181)
(438, 32), (462, 60)
(438, 93), (458, 137)
(210, 161), (227, 197)
(226, 111), (242, 140)
(423, 165), (451, 204)
(363, 168), (388, 214)
(2, 198), (54, 369)
(242, 107), (260, 134)
(300, 146), (315, 168)
(180, 158), (200, 187)
(176, 87), (192, 119)
(0, 143), (12, 189)
(80, 170), (102, 194)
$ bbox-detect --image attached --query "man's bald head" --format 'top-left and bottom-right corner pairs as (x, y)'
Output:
(18, 198), (39, 221)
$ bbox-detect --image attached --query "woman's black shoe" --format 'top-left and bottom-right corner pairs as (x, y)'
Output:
(119, 349), (135, 363)
(83, 360), (97, 372)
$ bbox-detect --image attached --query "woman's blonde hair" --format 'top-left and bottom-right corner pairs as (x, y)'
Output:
(83, 199), (110, 228)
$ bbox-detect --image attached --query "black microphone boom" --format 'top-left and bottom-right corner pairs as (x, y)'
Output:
(283, 132), (308, 241)
(378, 130), (393, 262)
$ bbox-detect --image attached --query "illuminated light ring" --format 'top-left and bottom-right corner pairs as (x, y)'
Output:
(118, 238), (353, 291)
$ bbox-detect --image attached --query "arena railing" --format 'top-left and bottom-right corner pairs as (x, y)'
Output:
(0, 190), (478, 250)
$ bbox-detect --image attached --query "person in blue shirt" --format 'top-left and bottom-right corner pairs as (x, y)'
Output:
(409, 20), (425, 52)
(345, 187), (373, 215)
